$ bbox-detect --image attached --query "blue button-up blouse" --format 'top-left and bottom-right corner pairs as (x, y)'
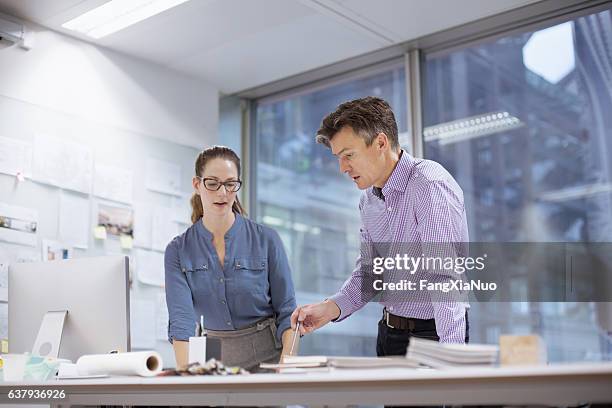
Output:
(164, 213), (296, 343)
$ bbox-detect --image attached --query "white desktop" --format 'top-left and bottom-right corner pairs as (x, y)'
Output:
(8, 255), (130, 362)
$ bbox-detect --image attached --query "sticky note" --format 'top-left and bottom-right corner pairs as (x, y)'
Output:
(94, 226), (107, 240)
(120, 235), (133, 249)
(1, 339), (8, 353)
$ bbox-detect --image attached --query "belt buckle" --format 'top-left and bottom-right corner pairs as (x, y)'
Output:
(385, 310), (395, 329)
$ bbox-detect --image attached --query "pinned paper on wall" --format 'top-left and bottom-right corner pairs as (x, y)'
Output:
(0, 302), (8, 341)
(145, 158), (181, 196)
(133, 203), (153, 249)
(0, 202), (38, 247)
(0, 261), (7, 302)
(152, 206), (178, 252)
(156, 292), (169, 341)
(94, 225), (107, 240)
(32, 134), (93, 194)
(42, 239), (72, 261)
(120, 235), (133, 249)
(97, 203), (134, 238)
(172, 193), (192, 225)
(59, 193), (89, 249)
(0, 136), (33, 178)
(135, 249), (164, 287)
(12, 248), (40, 264)
(94, 164), (134, 204)
(130, 299), (156, 349)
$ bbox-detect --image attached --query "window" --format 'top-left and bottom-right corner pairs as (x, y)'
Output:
(254, 65), (407, 355)
(423, 9), (612, 361)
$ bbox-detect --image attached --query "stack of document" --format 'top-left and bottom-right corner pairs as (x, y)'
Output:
(406, 338), (499, 368)
(260, 355), (421, 371)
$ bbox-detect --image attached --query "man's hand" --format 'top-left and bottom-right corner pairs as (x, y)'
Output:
(291, 299), (341, 335)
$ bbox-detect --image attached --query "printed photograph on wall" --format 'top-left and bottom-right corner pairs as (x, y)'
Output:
(41, 239), (73, 261)
(97, 203), (134, 238)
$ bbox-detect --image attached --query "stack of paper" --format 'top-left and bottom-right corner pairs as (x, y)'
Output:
(406, 338), (499, 368)
(260, 355), (421, 371)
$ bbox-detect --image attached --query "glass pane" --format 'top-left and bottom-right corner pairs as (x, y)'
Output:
(255, 66), (407, 356)
(423, 10), (612, 361)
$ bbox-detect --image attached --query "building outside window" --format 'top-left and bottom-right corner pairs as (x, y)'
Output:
(254, 66), (407, 355)
(422, 9), (612, 361)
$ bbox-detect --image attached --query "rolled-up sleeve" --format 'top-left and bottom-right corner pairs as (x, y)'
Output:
(165, 239), (196, 343)
(266, 229), (297, 341)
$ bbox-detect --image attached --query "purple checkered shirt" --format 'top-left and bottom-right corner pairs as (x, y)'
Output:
(330, 151), (470, 343)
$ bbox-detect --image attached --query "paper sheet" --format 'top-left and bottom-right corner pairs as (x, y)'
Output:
(145, 158), (181, 196)
(32, 134), (93, 194)
(120, 235), (133, 249)
(94, 164), (134, 204)
(156, 292), (169, 340)
(97, 203), (133, 238)
(129, 300), (156, 349)
(135, 249), (164, 287)
(172, 193), (193, 224)
(0, 261), (7, 302)
(0, 136), (33, 178)
(59, 193), (90, 249)
(41, 239), (72, 261)
(152, 206), (177, 251)
(133, 203), (153, 249)
(94, 225), (107, 240)
(0, 202), (38, 247)
(0, 302), (7, 340)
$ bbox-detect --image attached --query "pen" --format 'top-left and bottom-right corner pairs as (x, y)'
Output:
(200, 315), (204, 336)
(289, 321), (300, 355)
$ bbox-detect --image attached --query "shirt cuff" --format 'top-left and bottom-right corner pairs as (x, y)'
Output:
(328, 292), (357, 322)
(167, 327), (194, 344)
(276, 316), (292, 342)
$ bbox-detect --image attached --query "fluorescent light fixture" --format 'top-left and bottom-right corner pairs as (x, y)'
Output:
(62, 0), (190, 39)
(424, 111), (524, 146)
(538, 182), (612, 202)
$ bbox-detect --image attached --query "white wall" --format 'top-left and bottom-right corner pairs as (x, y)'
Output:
(0, 18), (221, 367)
(0, 18), (218, 148)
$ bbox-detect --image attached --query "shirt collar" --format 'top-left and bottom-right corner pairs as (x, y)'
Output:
(379, 150), (414, 197)
(196, 212), (243, 240)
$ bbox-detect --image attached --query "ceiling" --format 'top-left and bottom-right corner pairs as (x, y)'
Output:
(0, 0), (541, 94)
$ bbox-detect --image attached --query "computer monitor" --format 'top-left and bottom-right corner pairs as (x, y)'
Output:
(8, 255), (130, 362)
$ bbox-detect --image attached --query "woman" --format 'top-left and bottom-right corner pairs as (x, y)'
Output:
(165, 146), (297, 371)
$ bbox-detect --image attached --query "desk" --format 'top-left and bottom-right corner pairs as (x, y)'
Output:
(1, 362), (612, 406)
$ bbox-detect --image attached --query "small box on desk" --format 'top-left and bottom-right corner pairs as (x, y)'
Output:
(188, 336), (221, 365)
(499, 334), (547, 365)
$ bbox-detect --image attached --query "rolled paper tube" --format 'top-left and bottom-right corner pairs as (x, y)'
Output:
(76, 351), (162, 377)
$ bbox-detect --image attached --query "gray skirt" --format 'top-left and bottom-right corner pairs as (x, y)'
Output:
(206, 317), (282, 372)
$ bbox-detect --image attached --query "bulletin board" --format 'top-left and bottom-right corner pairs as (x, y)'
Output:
(0, 95), (203, 364)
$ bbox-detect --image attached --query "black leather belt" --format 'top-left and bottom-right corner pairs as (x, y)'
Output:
(382, 308), (435, 331)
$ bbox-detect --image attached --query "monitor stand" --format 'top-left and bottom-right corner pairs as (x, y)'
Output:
(32, 310), (68, 358)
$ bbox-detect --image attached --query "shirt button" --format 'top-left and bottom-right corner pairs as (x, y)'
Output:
(389, 306), (394, 311)
(387, 207), (392, 212)
(226, 321), (231, 326)
(181, 267), (186, 272)
(221, 300), (226, 304)
(219, 278), (224, 283)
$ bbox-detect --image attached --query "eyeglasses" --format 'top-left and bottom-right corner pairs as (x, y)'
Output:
(197, 176), (242, 192)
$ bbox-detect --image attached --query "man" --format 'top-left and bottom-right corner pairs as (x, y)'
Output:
(291, 96), (469, 358)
